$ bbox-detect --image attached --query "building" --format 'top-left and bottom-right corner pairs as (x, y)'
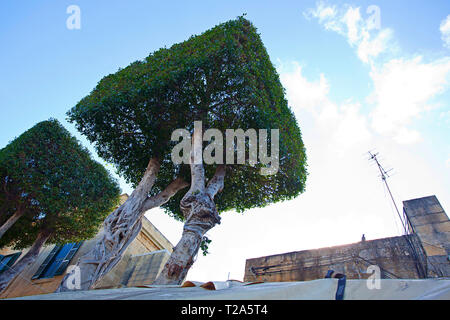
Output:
(0, 194), (173, 299)
(244, 195), (450, 282)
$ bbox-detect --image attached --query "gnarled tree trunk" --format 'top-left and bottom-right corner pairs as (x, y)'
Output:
(0, 208), (25, 240)
(154, 125), (226, 285)
(0, 229), (52, 293)
(56, 158), (188, 292)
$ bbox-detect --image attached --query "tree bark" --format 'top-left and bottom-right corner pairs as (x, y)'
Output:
(0, 229), (52, 293)
(56, 158), (188, 292)
(154, 125), (226, 285)
(0, 208), (25, 240)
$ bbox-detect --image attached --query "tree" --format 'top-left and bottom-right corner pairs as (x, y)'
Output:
(0, 119), (120, 292)
(0, 162), (34, 239)
(58, 16), (307, 289)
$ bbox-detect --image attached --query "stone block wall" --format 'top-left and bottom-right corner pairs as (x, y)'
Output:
(244, 235), (424, 282)
(244, 195), (449, 282)
(403, 195), (450, 277)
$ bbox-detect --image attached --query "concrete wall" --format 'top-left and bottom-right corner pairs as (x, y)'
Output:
(244, 195), (449, 283)
(244, 235), (424, 282)
(120, 250), (171, 287)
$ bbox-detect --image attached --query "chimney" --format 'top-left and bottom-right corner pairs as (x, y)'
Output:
(403, 195), (450, 277)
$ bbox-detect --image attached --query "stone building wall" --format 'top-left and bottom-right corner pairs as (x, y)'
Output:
(244, 195), (449, 282)
(403, 195), (450, 277)
(244, 235), (424, 282)
(0, 195), (174, 298)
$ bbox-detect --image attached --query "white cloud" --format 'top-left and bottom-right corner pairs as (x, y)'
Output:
(278, 62), (329, 113)
(342, 6), (361, 45)
(440, 15), (450, 49)
(328, 102), (371, 150)
(304, 2), (345, 34)
(304, 2), (395, 65)
(279, 63), (371, 154)
(440, 110), (450, 126)
(369, 56), (450, 143)
(304, 2), (337, 26)
(391, 127), (422, 145)
(357, 28), (393, 64)
(305, 2), (450, 145)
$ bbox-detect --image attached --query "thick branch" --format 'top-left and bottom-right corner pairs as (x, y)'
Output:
(206, 165), (226, 198)
(0, 207), (25, 240)
(154, 129), (227, 285)
(2, 179), (11, 198)
(0, 229), (52, 293)
(141, 177), (189, 212)
(154, 165), (224, 285)
(190, 122), (205, 192)
(131, 158), (160, 200)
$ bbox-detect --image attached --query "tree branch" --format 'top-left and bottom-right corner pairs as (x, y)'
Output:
(141, 177), (189, 212)
(3, 178), (14, 200)
(189, 122), (205, 192)
(130, 158), (160, 201)
(206, 164), (226, 198)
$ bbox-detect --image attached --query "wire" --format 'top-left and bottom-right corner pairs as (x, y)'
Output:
(382, 179), (401, 236)
(369, 152), (408, 235)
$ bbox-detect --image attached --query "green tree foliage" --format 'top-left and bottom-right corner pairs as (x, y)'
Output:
(67, 16), (307, 221)
(0, 119), (121, 249)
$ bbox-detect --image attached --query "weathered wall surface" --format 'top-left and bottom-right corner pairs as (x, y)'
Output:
(120, 250), (171, 287)
(244, 195), (449, 283)
(403, 195), (450, 278)
(244, 235), (423, 282)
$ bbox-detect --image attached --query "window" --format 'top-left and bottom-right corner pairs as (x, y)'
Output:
(0, 252), (22, 273)
(32, 242), (83, 279)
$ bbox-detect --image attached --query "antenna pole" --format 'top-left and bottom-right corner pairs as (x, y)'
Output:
(368, 151), (408, 235)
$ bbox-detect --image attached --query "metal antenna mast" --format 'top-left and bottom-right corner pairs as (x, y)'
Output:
(368, 151), (408, 235)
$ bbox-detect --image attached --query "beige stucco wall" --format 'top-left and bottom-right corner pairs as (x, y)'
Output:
(0, 195), (173, 299)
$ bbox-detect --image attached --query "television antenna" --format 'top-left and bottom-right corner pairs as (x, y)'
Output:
(368, 151), (408, 235)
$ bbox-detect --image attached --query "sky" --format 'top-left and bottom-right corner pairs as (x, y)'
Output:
(0, 0), (449, 282)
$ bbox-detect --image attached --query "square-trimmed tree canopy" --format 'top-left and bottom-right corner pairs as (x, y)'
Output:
(0, 119), (121, 247)
(68, 16), (307, 220)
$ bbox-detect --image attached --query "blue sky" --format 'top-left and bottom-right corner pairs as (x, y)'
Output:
(1, 1), (449, 282)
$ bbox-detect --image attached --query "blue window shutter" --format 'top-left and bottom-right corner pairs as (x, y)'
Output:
(0, 252), (22, 273)
(8, 252), (22, 267)
(32, 245), (61, 279)
(0, 254), (6, 273)
(54, 241), (83, 276)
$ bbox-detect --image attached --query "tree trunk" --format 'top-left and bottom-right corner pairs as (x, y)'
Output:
(56, 158), (188, 292)
(154, 124), (226, 285)
(153, 191), (222, 284)
(0, 208), (25, 240)
(0, 229), (52, 293)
